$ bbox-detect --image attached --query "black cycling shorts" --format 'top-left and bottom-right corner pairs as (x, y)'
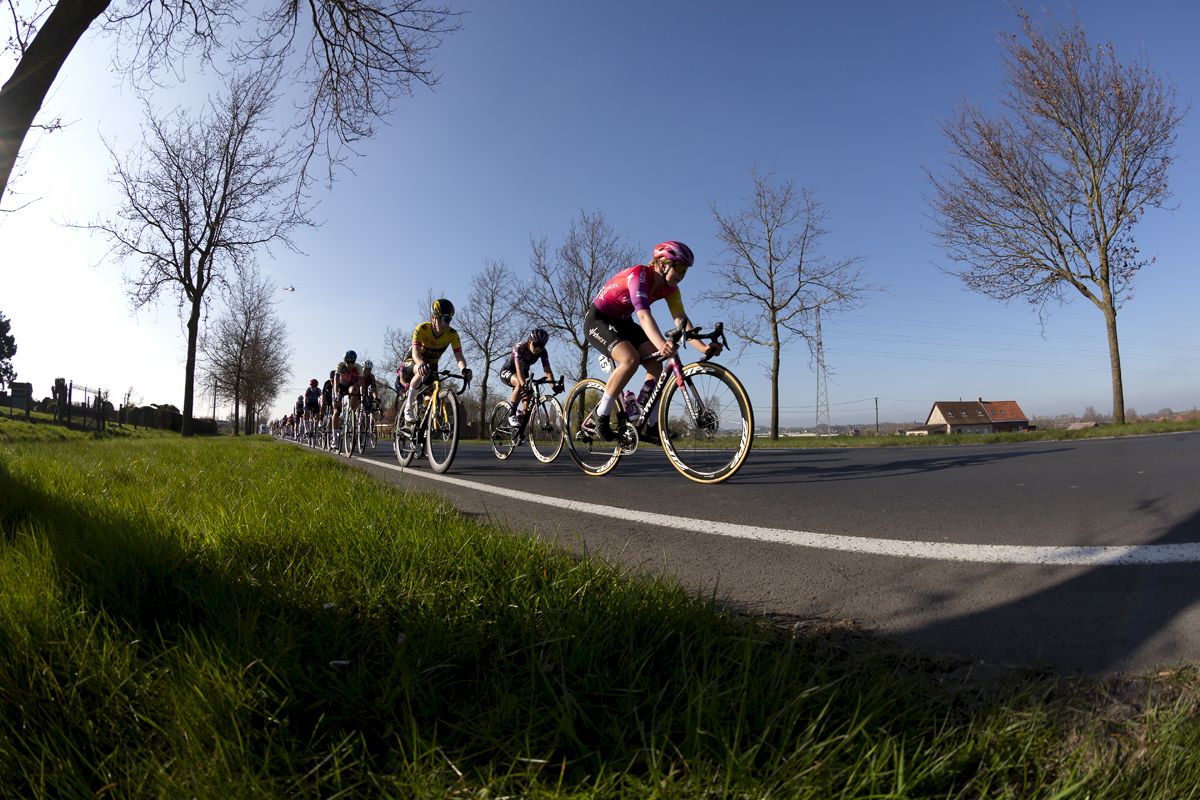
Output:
(584, 305), (648, 356)
(499, 357), (526, 384)
(400, 359), (438, 387)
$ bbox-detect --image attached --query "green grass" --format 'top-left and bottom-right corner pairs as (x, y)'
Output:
(1, 424), (1199, 797)
(751, 418), (1200, 447)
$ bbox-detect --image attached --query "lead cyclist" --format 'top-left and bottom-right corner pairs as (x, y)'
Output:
(582, 241), (721, 444)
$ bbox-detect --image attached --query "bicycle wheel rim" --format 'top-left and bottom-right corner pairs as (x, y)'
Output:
(394, 421), (417, 466)
(659, 363), (753, 483)
(426, 391), (459, 473)
(529, 395), (565, 463)
(489, 401), (516, 459)
(564, 379), (621, 475)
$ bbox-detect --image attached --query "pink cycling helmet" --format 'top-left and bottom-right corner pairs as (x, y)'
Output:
(652, 241), (694, 267)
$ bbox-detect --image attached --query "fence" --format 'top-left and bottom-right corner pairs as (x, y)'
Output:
(9, 379), (219, 435)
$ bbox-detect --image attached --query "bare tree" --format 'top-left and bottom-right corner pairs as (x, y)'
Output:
(527, 209), (637, 383)
(0, 0), (461, 207)
(704, 166), (872, 440)
(925, 9), (1186, 425)
(200, 266), (291, 435)
(455, 257), (521, 435)
(84, 71), (309, 436)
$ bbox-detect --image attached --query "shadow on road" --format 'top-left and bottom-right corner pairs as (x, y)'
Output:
(728, 445), (1071, 484)
(898, 507), (1200, 676)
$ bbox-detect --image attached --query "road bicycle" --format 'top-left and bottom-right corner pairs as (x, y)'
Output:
(361, 396), (378, 452)
(488, 376), (565, 463)
(392, 370), (470, 473)
(563, 323), (753, 484)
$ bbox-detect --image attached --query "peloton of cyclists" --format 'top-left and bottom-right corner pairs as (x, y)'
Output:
(398, 299), (473, 425)
(583, 241), (720, 445)
(500, 327), (558, 429)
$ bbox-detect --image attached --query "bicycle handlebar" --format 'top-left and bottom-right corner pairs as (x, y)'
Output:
(655, 322), (730, 363)
(436, 370), (471, 396)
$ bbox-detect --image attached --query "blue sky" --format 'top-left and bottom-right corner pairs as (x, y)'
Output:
(2, 0), (1198, 426)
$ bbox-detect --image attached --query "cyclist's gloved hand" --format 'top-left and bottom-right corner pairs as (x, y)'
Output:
(462, 368), (473, 384)
(418, 362), (433, 380)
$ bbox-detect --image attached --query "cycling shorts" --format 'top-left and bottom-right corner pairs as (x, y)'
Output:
(584, 305), (649, 356)
(499, 357), (526, 384)
(400, 359), (437, 387)
(305, 401), (320, 415)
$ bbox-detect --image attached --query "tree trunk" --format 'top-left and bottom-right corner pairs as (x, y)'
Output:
(181, 297), (200, 436)
(233, 386), (241, 436)
(770, 334), (781, 440)
(478, 361), (491, 437)
(577, 343), (588, 385)
(1105, 306), (1126, 424)
(0, 0), (112, 204)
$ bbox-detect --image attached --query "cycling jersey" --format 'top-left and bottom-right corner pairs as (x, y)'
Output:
(412, 322), (463, 364)
(593, 264), (686, 321)
(321, 380), (334, 403)
(360, 373), (377, 392)
(336, 363), (361, 390)
(304, 386), (321, 406)
(510, 340), (551, 372)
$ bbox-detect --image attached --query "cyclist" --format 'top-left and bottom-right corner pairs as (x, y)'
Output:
(320, 370), (335, 420)
(360, 360), (380, 414)
(501, 327), (557, 428)
(398, 298), (473, 424)
(583, 241), (721, 444)
(333, 351), (362, 433)
(304, 379), (321, 432)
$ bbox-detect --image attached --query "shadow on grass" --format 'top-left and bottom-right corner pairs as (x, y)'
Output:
(0, 451), (1126, 796)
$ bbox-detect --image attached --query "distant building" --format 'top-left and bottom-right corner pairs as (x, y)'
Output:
(904, 398), (1031, 435)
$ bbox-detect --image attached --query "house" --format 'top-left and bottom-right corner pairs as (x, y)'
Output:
(905, 398), (1030, 435)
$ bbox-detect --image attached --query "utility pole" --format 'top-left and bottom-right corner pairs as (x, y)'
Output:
(875, 397), (879, 436)
(814, 306), (830, 437)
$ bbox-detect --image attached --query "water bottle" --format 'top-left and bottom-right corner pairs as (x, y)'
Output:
(623, 391), (640, 420)
(637, 380), (654, 408)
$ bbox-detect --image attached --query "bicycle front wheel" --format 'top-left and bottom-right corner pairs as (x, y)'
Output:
(529, 395), (564, 463)
(489, 401), (516, 460)
(563, 379), (621, 476)
(658, 362), (754, 483)
(426, 390), (460, 473)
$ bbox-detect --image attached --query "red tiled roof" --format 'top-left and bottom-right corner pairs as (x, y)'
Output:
(981, 401), (1028, 422)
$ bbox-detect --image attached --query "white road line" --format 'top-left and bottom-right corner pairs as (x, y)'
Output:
(358, 456), (1200, 566)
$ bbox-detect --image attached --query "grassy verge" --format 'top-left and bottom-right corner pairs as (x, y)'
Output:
(751, 418), (1200, 447)
(1, 425), (1198, 797)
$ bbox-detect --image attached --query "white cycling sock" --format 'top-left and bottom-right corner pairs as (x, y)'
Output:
(405, 382), (419, 411)
(596, 393), (615, 417)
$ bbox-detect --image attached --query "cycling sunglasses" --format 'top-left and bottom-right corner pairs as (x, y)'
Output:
(436, 314), (453, 323)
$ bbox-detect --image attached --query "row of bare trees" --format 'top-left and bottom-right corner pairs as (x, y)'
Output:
(199, 267), (291, 435)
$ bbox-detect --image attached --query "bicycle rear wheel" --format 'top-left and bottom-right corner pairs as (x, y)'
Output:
(563, 379), (621, 476)
(426, 389), (459, 473)
(341, 411), (356, 456)
(658, 362), (753, 483)
(489, 401), (517, 460)
(529, 395), (564, 463)
(365, 412), (377, 451)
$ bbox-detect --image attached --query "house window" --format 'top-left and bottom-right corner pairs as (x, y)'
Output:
(946, 411), (954, 417)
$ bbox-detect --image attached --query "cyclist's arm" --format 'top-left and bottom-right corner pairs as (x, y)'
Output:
(636, 308), (673, 356)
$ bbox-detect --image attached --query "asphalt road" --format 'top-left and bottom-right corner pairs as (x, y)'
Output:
(321, 431), (1200, 677)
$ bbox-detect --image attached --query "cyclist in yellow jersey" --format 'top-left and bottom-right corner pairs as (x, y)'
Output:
(398, 298), (473, 424)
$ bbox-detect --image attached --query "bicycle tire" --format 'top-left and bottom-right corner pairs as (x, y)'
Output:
(393, 401), (418, 466)
(426, 388), (459, 473)
(365, 412), (377, 451)
(563, 378), (621, 476)
(658, 362), (754, 483)
(342, 409), (356, 456)
(489, 401), (516, 460)
(529, 395), (565, 463)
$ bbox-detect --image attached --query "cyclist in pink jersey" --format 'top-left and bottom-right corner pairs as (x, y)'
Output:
(583, 241), (721, 443)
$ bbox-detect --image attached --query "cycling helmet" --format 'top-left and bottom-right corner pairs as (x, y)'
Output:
(652, 241), (694, 267)
(310, 379), (318, 387)
(363, 359), (373, 372)
(431, 298), (455, 319)
(529, 328), (549, 346)
(344, 350), (357, 362)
